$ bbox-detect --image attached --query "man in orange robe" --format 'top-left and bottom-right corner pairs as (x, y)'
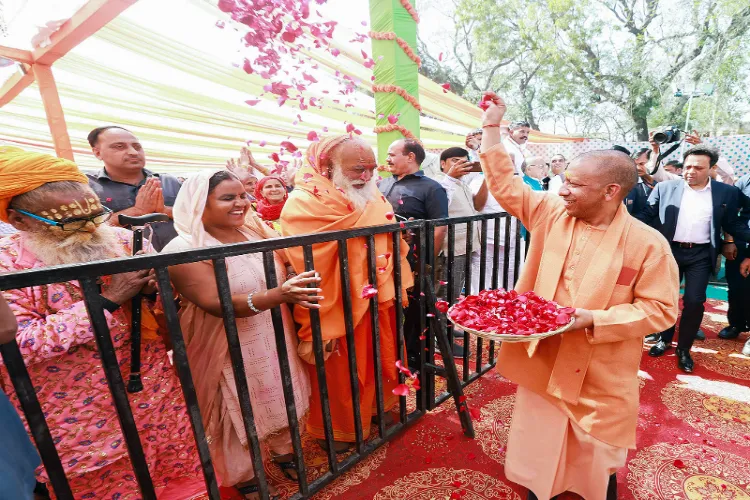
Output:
(478, 95), (680, 500)
(280, 135), (413, 451)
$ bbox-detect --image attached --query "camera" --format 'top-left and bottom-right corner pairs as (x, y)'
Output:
(652, 126), (682, 144)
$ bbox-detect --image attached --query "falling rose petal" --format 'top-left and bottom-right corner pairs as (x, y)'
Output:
(303, 173), (314, 183)
(361, 284), (378, 299)
(378, 113), (385, 119)
(216, 20), (226, 29)
(385, 212), (394, 220)
(395, 360), (413, 376)
(361, 49), (368, 59)
(280, 140), (298, 152)
(392, 384), (409, 396)
(387, 114), (399, 124)
(435, 300), (450, 313)
(398, 198), (404, 205)
(438, 52), (443, 61)
(673, 459), (686, 469)
(245, 98), (262, 106)
(439, 280), (448, 286)
(364, 59), (375, 69)
(307, 131), (319, 142)
(270, 153), (280, 163)
(331, 48), (340, 57)
(441, 82), (451, 93)
(346, 123), (356, 133)
(322, 126), (329, 132)
(426, 313), (435, 318)
(400, 222), (406, 228)
(258, 140), (267, 147)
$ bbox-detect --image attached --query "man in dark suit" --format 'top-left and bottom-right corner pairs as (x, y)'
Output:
(637, 145), (750, 372)
(624, 148), (655, 216)
(720, 173), (750, 345)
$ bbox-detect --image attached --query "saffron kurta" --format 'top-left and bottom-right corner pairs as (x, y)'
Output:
(0, 230), (203, 500)
(480, 143), (679, 449)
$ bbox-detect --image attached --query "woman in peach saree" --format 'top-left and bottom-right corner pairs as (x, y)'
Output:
(163, 169), (320, 499)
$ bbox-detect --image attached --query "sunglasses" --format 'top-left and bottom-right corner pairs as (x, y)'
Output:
(15, 206), (113, 232)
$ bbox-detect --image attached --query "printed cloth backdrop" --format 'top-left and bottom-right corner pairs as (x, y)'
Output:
(527, 134), (750, 176)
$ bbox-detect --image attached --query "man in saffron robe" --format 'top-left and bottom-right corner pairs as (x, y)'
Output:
(478, 95), (680, 500)
(280, 135), (413, 451)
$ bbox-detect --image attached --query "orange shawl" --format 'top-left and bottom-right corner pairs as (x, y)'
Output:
(280, 136), (413, 345)
(0, 146), (88, 222)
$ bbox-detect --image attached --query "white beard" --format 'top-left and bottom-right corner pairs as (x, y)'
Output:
(22, 224), (124, 267)
(332, 167), (378, 212)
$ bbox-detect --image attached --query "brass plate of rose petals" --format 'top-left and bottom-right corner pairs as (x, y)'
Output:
(446, 305), (576, 343)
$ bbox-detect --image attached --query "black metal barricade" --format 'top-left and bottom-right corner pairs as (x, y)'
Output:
(0, 215), (521, 500)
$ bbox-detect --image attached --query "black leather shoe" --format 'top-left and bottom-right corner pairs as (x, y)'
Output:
(718, 326), (742, 340)
(676, 348), (694, 373)
(695, 329), (706, 341)
(606, 473), (617, 500)
(649, 340), (670, 357)
(645, 333), (661, 343)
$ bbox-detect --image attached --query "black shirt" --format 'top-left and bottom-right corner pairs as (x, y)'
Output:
(378, 170), (449, 221)
(87, 168), (182, 251)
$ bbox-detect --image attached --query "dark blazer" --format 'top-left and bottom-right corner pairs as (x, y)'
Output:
(624, 181), (652, 216)
(636, 178), (750, 265)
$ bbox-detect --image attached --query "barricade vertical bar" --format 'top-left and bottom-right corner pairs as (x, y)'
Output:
(513, 219), (523, 286)
(212, 259), (271, 500)
(391, 230), (407, 424)
(446, 224), (455, 346)
(79, 278), (157, 500)
(261, 252), (309, 494)
(302, 245), (339, 473)
(503, 216), (512, 290)
(462, 222), (474, 381)
(154, 267), (221, 500)
(0, 341), (74, 500)
(416, 225), (428, 413)
(491, 216), (501, 290)
(366, 235), (386, 438)
(336, 241), (365, 454)
(489, 216), (502, 361)
(476, 220), (488, 373)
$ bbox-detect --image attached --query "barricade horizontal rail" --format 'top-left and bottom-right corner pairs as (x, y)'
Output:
(0, 213), (520, 500)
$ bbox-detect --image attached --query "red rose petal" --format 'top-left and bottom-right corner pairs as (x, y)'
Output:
(307, 131), (319, 142)
(435, 300), (450, 313)
(673, 459), (686, 469)
(361, 284), (378, 299)
(385, 212), (395, 220)
(245, 99), (261, 106)
(392, 384), (409, 396)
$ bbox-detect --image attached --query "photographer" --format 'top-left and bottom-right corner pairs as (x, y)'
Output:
(648, 129), (734, 185)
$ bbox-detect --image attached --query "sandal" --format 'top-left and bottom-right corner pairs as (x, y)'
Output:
(273, 455), (299, 481)
(316, 438), (353, 455)
(237, 481), (279, 500)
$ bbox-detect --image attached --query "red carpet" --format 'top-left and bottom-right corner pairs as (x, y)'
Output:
(212, 298), (750, 499)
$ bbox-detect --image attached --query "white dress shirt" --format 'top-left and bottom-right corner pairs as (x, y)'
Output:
(650, 155), (734, 185)
(673, 181), (713, 244)
(502, 137), (527, 175)
(547, 173), (564, 195)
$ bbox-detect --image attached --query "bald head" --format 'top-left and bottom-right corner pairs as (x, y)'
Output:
(574, 150), (638, 199)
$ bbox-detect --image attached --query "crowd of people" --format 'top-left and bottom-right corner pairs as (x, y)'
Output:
(0, 96), (748, 500)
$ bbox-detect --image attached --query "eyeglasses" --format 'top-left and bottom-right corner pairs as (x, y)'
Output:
(15, 206), (113, 232)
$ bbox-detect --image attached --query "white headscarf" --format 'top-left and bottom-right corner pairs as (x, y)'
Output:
(172, 168), (277, 249)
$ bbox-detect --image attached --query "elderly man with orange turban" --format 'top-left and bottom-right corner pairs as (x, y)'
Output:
(0, 147), (204, 498)
(280, 136), (413, 452)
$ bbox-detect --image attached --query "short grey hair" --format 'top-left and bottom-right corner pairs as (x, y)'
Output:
(509, 121), (530, 131)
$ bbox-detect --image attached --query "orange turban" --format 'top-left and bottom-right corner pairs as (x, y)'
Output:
(0, 146), (88, 222)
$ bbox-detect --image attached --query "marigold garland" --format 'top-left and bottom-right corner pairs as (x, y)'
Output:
(372, 84), (423, 112)
(374, 124), (421, 142)
(368, 31), (422, 67)
(399, 0), (420, 23)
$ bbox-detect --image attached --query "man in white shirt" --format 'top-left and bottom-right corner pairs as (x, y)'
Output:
(469, 175), (522, 293)
(638, 145), (750, 372)
(546, 154), (567, 194)
(502, 121), (530, 175)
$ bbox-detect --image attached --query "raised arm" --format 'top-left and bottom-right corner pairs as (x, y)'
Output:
(478, 93), (562, 230)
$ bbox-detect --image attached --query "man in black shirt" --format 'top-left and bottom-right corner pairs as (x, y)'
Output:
(86, 126), (181, 251)
(379, 139), (449, 365)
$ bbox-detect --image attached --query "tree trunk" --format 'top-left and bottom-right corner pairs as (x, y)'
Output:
(632, 115), (649, 141)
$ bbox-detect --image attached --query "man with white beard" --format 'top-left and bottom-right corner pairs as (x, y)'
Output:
(0, 147), (203, 498)
(280, 136), (413, 452)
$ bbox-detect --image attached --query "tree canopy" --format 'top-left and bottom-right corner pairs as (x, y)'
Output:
(418, 0), (750, 140)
